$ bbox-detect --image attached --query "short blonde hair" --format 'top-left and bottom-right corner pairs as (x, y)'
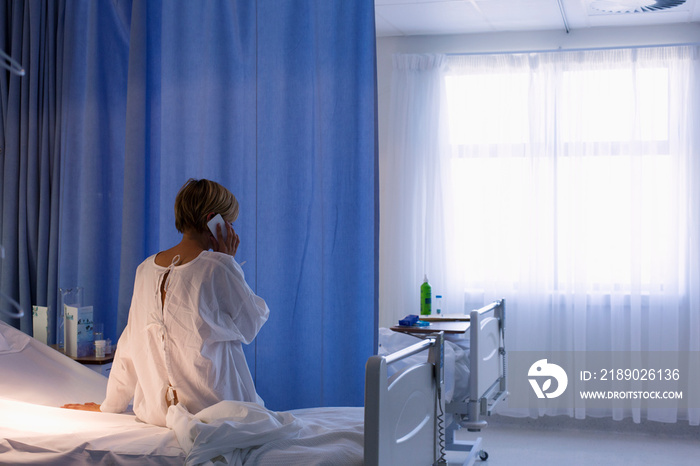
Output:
(174, 179), (239, 234)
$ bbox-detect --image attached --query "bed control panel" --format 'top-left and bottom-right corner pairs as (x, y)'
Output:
(428, 332), (445, 389)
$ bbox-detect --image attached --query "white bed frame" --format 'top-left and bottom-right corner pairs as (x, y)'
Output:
(364, 300), (507, 466)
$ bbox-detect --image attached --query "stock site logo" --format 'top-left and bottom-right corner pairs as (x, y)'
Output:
(528, 359), (568, 399)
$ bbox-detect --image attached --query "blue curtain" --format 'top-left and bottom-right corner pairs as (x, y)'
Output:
(1, 0), (130, 345)
(58, 0), (131, 348)
(255, 0), (378, 408)
(1, 0), (377, 410)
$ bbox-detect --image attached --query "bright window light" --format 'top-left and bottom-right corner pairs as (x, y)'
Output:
(445, 73), (530, 145)
(560, 68), (669, 143)
(446, 66), (673, 291)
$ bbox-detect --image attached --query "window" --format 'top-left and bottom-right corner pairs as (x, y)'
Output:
(445, 61), (679, 294)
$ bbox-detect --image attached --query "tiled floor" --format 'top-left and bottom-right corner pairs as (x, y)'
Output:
(449, 415), (699, 465)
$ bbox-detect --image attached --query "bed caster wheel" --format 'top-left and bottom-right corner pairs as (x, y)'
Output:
(479, 450), (488, 461)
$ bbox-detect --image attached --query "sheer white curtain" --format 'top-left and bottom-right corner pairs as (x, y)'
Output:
(382, 47), (700, 423)
(379, 54), (461, 328)
(446, 47), (700, 423)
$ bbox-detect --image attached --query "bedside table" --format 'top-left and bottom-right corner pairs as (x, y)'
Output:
(50, 345), (114, 376)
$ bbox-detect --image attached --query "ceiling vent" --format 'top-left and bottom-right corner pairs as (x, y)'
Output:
(589, 0), (687, 13)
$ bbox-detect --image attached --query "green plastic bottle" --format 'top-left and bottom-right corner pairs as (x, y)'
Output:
(420, 275), (432, 316)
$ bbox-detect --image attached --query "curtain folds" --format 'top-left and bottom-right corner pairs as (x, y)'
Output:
(379, 53), (461, 328)
(1, 0), (377, 410)
(1, 0), (65, 335)
(59, 0), (131, 345)
(383, 47), (700, 424)
(254, 0), (377, 409)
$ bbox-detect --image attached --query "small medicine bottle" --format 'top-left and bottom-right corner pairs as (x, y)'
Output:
(435, 295), (443, 315)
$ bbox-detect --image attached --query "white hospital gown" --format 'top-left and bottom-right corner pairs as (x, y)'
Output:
(101, 251), (269, 427)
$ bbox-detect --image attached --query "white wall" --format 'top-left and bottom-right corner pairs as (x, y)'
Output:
(376, 23), (700, 160)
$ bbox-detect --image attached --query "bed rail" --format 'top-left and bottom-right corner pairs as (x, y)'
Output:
(444, 299), (507, 465)
(365, 333), (445, 466)
(465, 299), (506, 429)
(384, 338), (435, 365)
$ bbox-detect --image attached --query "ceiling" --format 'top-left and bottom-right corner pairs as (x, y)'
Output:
(375, 0), (700, 37)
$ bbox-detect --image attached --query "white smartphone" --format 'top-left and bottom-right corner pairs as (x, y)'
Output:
(207, 214), (228, 242)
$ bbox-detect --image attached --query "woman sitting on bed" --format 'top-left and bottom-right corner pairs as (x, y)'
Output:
(63, 179), (270, 426)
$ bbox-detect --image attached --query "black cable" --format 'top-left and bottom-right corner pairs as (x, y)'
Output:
(436, 395), (446, 464)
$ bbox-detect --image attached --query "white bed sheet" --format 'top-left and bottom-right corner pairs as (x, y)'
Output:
(168, 401), (364, 466)
(0, 321), (364, 466)
(0, 396), (364, 466)
(0, 323), (108, 408)
(0, 397), (184, 465)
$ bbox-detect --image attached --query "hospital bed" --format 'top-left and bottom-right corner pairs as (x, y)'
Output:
(0, 299), (505, 465)
(1, 320), (362, 465)
(366, 300), (507, 465)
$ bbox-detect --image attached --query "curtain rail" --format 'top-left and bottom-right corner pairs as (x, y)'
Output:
(445, 41), (700, 57)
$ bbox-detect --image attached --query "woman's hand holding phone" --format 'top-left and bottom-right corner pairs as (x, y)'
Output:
(211, 221), (240, 257)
